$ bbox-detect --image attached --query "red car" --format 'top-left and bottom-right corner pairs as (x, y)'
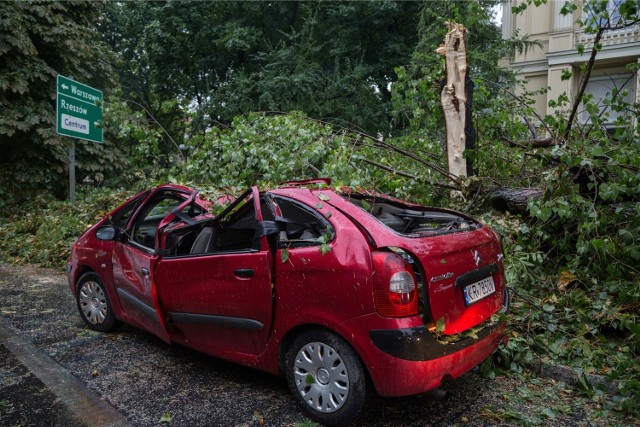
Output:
(67, 179), (508, 426)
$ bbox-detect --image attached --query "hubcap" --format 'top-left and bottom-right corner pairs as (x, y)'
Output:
(293, 341), (349, 413)
(316, 368), (330, 385)
(79, 281), (108, 325)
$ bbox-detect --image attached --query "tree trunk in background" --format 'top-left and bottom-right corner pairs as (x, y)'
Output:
(436, 22), (468, 179)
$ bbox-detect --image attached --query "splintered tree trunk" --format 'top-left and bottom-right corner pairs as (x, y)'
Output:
(436, 22), (468, 179)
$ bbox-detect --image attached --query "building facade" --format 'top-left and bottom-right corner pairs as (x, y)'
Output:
(502, 0), (639, 127)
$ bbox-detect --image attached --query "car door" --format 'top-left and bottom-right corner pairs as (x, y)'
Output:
(154, 187), (275, 356)
(112, 189), (191, 343)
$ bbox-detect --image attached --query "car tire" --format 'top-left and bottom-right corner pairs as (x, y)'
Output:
(76, 272), (120, 332)
(284, 329), (368, 427)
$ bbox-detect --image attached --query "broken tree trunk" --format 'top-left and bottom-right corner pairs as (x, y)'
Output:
(487, 187), (544, 214)
(436, 22), (468, 179)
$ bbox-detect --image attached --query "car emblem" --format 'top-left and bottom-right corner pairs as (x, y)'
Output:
(473, 250), (481, 266)
(430, 272), (454, 283)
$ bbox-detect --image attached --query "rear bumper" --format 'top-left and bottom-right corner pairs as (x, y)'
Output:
(341, 286), (508, 397)
(369, 319), (505, 362)
(367, 321), (506, 396)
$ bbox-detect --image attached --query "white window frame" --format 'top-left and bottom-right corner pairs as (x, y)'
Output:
(580, 72), (637, 128)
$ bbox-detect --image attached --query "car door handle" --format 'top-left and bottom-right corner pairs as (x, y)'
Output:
(234, 268), (254, 278)
(141, 268), (149, 276)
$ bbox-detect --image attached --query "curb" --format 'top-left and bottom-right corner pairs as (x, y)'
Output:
(0, 321), (132, 427)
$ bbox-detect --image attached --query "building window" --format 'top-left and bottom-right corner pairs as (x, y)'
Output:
(580, 73), (636, 128)
(553, 0), (574, 30)
(583, 0), (624, 28)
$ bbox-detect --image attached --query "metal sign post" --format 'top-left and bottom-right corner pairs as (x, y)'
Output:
(69, 140), (76, 204)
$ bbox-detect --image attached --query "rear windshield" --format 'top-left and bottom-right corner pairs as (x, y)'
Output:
(343, 195), (480, 236)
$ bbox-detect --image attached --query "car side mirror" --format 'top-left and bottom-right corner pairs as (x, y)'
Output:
(96, 225), (117, 241)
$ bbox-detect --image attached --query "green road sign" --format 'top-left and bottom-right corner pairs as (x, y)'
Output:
(56, 75), (103, 143)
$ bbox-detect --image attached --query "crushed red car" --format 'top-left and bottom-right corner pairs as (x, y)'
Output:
(67, 179), (508, 426)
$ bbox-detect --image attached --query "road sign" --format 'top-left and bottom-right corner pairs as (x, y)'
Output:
(56, 75), (103, 143)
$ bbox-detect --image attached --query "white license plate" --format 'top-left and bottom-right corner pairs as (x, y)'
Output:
(463, 276), (496, 305)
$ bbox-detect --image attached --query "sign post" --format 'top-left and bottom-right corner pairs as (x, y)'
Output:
(56, 75), (103, 203)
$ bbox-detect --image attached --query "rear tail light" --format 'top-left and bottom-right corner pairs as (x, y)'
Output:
(372, 251), (419, 317)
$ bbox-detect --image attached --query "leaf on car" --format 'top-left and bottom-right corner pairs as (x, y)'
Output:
(315, 203), (323, 209)
(159, 412), (171, 423)
(320, 243), (331, 255)
(318, 193), (330, 201)
(281, 248), (290, 263)
(361, 200), (371, 211)
(324, 211), (332, 218)
(305, 373), (316, 385)
(435, 317), (446, 335)
(464, 329), (478, 340)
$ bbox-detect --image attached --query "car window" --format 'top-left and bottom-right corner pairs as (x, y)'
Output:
(271, 196), (332, 247)
(110, 192), (149, 230)
(132, 195), (184, 248)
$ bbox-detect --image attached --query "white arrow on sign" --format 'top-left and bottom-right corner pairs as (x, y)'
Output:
(61, 84), (69, 90)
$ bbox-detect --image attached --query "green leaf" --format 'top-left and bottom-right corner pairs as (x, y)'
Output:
(159, 412), (171, 423)
(318, 193), (330, 201)
(280, 248), (289, 263)
(435, 317), (446, 334)
(306, 373), (316, 385)
(324, 211), (332, 218)
(320, 243), (331, 255)
(315, 203), (323, 209)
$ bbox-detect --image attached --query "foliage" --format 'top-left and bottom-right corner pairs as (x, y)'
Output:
(102, 89), (186, 183)
(173, 111), (455, 204)
(473, 1), (640, 418)
(101, 1), (420, 135)
(391, 0), (534, 132)
(0, 187), (142, 268)
(0, 1), (118, 202)
(1, 0), (639, 420)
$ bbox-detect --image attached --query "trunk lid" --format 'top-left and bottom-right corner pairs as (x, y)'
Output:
(411, 228), (505, 334)
(328, 190), (506, 335)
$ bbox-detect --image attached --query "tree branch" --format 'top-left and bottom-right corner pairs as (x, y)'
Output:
(350, 130), (463, 185)
(360, 158), (459, 190)
(500, 136), (560, 148)
(564, 17), (640, 140)
(564, 26), (605, 140)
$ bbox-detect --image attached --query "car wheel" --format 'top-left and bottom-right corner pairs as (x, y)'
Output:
(284, 329), (368, 427)
(76, 272), (120, 332)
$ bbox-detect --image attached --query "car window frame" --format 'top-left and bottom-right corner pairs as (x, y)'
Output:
(127, 190), (190, 252)
(108, 191), (150, 231)
(267, 194), (334, 249)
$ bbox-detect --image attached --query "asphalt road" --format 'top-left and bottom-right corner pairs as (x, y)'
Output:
(0, 263), (611, 427)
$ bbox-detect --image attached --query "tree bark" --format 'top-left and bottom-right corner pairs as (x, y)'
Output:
(487, 187), (544, 214)
(436, 22), (468, 179)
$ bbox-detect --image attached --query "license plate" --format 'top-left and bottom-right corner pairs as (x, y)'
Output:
(463, 276), (496, 305)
